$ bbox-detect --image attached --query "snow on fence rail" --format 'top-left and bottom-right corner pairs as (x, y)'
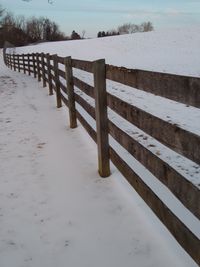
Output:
(4, 51), (200, 265)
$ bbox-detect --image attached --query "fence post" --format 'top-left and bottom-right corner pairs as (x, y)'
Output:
(6, 54), (8, 67)
(64, 56), (77, 128)
(36, 53), (41, 82)
(27, 54), (31, 75)
(41, 53), (47, 87)
(93, 59), (110, 177)
(13, 54), (16, 71)
(4, 53), (7, 66)
(17, 55), (20, 72)
(3, 48), (6, 65)
(8, 54), (10, 68)
(32, 54), (37, 78)
(10, 54), (13, 70)
(53, 54), (62, 108)
(7, 54), (9, 67)
(22, 54), (26, 74)
(10, 54), (12, 69)
(7, 54), (10, 68)
(46, 53), (53, 95)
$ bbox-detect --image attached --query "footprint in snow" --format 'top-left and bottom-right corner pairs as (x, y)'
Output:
(37, 142), (46, 149)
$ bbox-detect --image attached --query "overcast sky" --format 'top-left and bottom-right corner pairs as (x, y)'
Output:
(1, 0), (200, 37)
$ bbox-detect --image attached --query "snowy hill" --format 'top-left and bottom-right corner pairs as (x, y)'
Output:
(15, 27), (200, 77)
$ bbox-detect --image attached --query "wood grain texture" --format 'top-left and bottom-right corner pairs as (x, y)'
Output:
(109, 120), (200, 219)
(107, 92), (200, 165)
(72, 59), (93, 73)
(94, 59), (110, 177)
(64, 57), (77, 128)
(73, 77), (94, 98)
(53, 54), (62, 108)
(106, 65), (200, 108)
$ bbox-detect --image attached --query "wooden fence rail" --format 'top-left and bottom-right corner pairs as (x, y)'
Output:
(4, 51), (200, 265)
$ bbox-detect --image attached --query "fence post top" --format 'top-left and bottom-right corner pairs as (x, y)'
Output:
(64, 56), (72, 66)
(93, 58), (105, 64)
(93, 59), (106, 73)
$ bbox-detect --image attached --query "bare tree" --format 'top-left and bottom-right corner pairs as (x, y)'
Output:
(82, 30), (86, 39)
(117, 22), (154, 35)
(25, 17), (43, 41)
(1, 12), (15, 28)
(0, 5), (5, 21)
(14, 15), (26, 32)
(118, 23), (131, 34)
(25, 16), (65, 42)
(140, 21), (154, 32)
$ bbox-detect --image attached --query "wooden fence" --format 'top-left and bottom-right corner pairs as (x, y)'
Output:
(4, 51), (200, 265)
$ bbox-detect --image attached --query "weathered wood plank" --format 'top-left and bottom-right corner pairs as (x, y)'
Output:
(57, 56), (65, 64)
(109, 120), (200, 219)
(13, 54), (16, 71)
(36, 53), (41, 82)
(27, 54), (31, 75)
(32, 54), (37, 78)
(73, 77), (94, 98)
(60, 82), (67, 94)
(94, 59), (110, 177)
(58, 69), (65, 79)
(17, 55), (20, 72)
(76, 110), (97, 143)
(10, 54), (13, 70)
(22, 54), (26, 74)
(53, 54), (62, 108)
(41, 53), (47, 87)
(74, 93), (96, 119)
(106, 65), (200, 108)
(60, 92), (68, 107)
(49, 64), (54, 71)
(110, 147), (200, 266)
(72, 59), (93, 73)
(107, 93), (200, 165)
(46, 53), (53, 95)
(64, 57), (77, 128)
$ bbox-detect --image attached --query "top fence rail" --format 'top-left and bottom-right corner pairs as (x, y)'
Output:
(49, 53), (200, 108)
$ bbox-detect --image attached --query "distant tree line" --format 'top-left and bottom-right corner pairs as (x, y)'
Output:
(0, 4), (84, 47)
(97, 30), (119, 38)
(97, 21), (154, 38)
(0, 4), (154, 47)
(0, 8), (67, 47)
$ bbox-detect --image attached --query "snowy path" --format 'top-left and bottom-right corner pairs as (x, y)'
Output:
(0, 57), (197, 267)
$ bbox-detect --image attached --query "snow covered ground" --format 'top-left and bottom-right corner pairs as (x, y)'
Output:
(1, 28), (200, 266)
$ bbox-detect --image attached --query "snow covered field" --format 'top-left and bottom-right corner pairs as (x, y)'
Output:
(1, 28), (200, 266)
(15, 27), (200, 77)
